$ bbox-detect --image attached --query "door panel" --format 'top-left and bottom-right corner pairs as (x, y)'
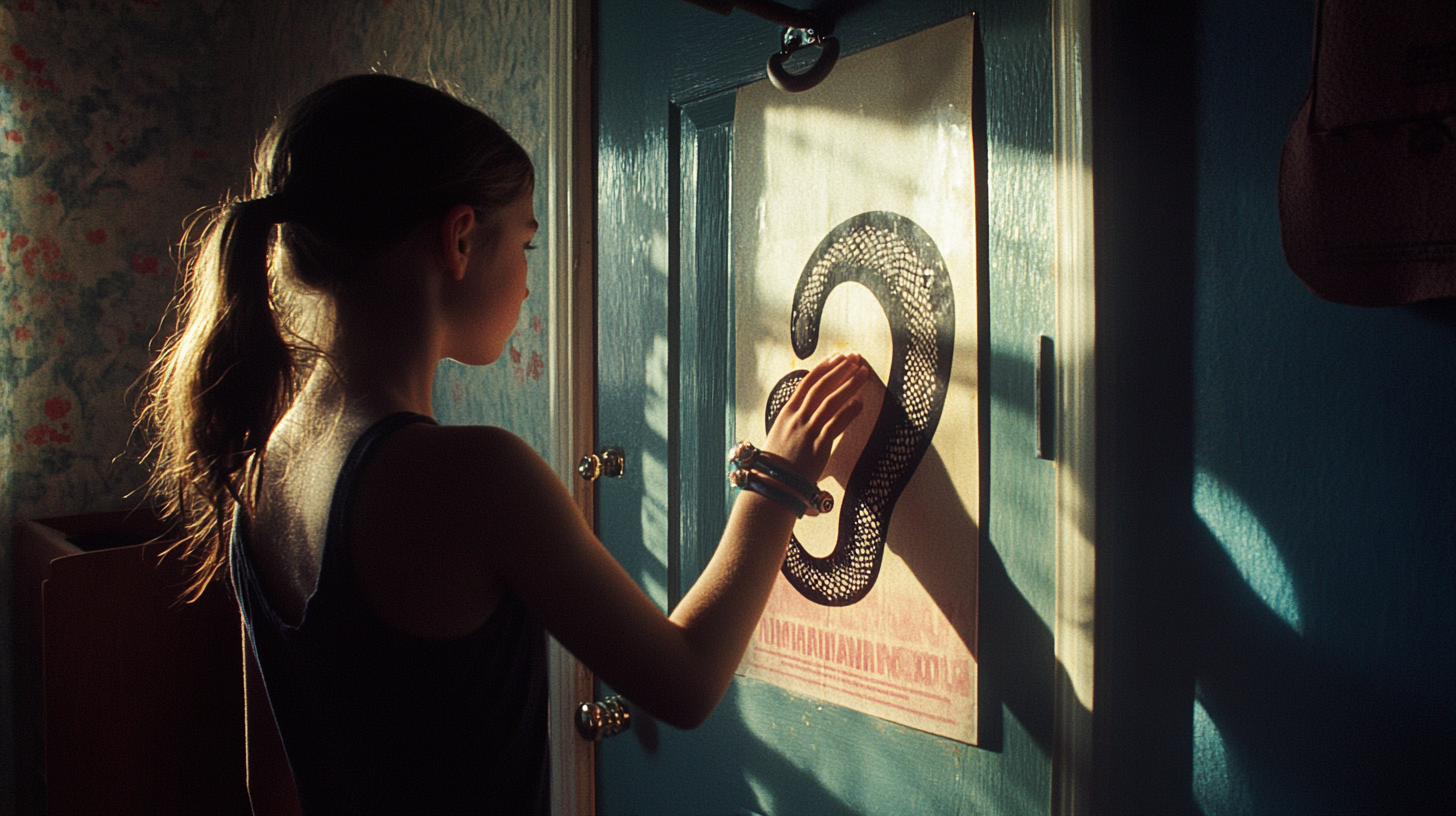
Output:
(595, 2), (1059, 813)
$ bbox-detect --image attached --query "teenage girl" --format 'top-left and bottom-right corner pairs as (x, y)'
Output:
(142, 74), (868, 814)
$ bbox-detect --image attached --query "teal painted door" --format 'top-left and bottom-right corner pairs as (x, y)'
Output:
(594, 2), (1060, 813)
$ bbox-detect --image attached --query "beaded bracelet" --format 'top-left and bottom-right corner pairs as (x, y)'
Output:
(727, 441), (834, 514)
(729, 468), (809, 517)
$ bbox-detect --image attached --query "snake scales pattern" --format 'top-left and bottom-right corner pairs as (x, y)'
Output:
(765, 212), (954, 606)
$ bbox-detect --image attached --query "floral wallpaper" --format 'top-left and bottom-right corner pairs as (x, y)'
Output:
(1, 1), (246, 522)
(0, 2), (555, 809)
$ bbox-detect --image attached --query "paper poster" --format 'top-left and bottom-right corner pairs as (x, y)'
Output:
(733, 15), (980, 744)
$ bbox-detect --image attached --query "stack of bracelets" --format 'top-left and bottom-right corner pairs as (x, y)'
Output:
(727, 441), (834, 519)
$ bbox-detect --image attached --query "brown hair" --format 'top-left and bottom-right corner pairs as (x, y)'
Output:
(142, 75), (534, 600)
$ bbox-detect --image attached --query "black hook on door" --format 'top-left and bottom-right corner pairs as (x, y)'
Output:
(681, 0), (840, 93)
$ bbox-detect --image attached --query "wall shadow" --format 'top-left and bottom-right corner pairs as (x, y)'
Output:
(885, 440), (1056, 754)
(1191, 518), (1456, 815)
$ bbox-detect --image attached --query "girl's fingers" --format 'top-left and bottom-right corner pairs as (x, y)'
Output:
(788, 354), (863, 413)
(807, 361), (870, 429)
(819, 397), (866, 440)
(780, 356), (841, 412)
(766, 353), (868, 478)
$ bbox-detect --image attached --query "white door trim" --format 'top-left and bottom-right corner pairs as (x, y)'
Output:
(546, 0), (597, 813)
(1050, 0), (1096, 812)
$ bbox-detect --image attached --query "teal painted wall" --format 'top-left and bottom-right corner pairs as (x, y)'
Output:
(1094, 2), (1455, 814)
(1190, 2), (1454, 813)
(0, 3), (554, 810)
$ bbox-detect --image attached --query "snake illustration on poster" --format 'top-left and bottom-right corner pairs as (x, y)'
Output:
(734, 15), (981, 745)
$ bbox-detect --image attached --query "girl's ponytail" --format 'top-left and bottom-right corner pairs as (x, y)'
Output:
(143, 195), (295, 602)
(141, 74), (534, 601)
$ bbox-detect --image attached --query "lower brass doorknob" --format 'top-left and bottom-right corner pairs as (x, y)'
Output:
(577, 446), (626, 481)
(576, 696), (631, 741)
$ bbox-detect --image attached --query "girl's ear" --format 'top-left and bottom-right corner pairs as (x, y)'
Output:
(439, 204), (478, 281)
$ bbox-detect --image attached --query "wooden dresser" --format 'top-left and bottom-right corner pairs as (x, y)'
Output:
(12, 511), (250, 815)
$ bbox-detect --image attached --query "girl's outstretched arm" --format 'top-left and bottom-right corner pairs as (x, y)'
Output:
(451, 353), (868, 728)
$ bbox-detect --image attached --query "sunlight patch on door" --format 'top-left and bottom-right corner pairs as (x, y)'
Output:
(638, 447), (670, 607)
(644, 334), (670, 440)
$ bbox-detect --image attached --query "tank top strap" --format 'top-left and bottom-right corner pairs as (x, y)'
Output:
(316, 411), (437, 596)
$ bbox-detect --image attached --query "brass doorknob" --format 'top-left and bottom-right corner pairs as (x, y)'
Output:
(576, 696), (631, 741)
(577, 447), (626, 481)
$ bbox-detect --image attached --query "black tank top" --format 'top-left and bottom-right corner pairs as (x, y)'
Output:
(232, 412), (548, 815)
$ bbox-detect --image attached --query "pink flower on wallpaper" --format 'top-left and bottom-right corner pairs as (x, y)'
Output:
(35, 191), (57, 205)
(16, 1), (34, 12)
(509, 342), (522, 365)
(4, 130), (21, 144)
(15, 325), (32, 341)
(44, 397), (72, 420)
(531, 314), (543, 334)
(86, 229), (107, 244)
(11, 44), (46, 75)
(20, 99), (33, 111)
(24, 423), (72, 445)
(25, 234), (68, 278)
(130, 253), (159, 275)
(24, 76), (59, 94)
(10, 234), (30, 252)
(527, 351), (544, 381)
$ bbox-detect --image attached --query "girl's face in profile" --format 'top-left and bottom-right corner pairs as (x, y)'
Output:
(457, 192), (538, 366)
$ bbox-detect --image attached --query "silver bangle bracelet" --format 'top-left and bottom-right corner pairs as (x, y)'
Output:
(729, 468), (809, 517)
(727, 441), (834, 513)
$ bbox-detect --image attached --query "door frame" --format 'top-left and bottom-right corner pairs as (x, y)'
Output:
(549, 1), (1098, 813)
(1050, 0), (1096, 813)
(546, 0), (597, 814)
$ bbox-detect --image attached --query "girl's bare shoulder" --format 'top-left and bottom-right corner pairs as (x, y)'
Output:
(369, 422), (561, 508)
(402, 422), (533, 459)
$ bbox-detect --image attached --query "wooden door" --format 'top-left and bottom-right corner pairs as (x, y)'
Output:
(589, 1), (1091, 812)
